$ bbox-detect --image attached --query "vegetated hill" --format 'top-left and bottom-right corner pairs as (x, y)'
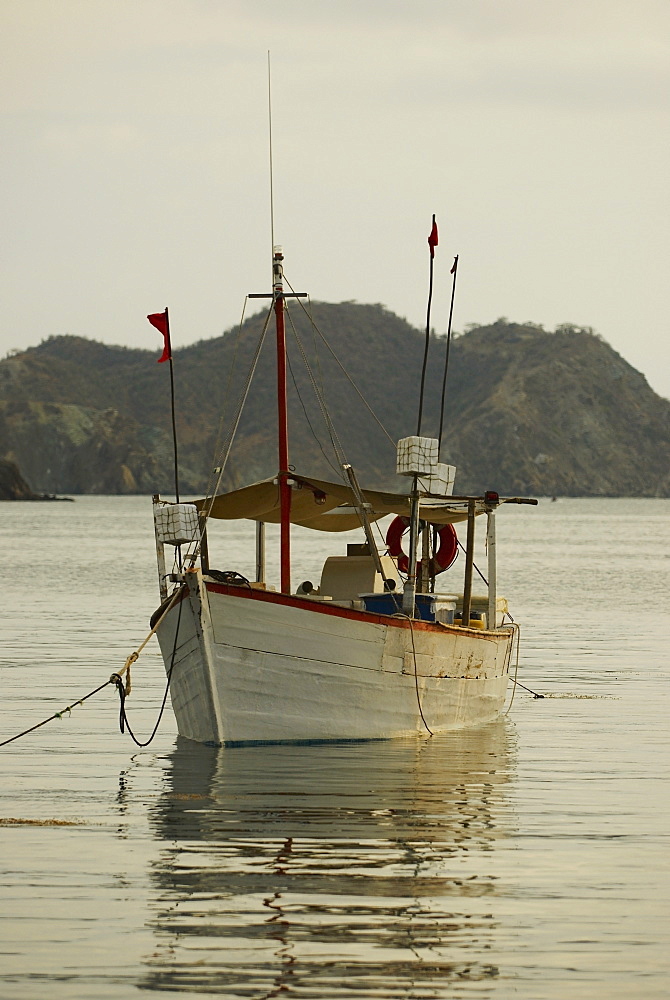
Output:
(0, 304), (668, 497)
(438, 321), (670, 496)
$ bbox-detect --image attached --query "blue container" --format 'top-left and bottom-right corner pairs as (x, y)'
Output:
(361, 592), (436, 621)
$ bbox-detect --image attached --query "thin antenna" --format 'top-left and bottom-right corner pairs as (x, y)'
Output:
(438, 254), (459, 456)
(267, 51), (275, 261)
(416, 214), (438, 435)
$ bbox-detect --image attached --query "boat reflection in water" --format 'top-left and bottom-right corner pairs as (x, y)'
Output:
(142, 724), (515, 997)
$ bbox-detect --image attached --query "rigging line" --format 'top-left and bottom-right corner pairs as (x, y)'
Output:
(306, 294), (329, 419)
(202, 295), (250, 502)
(342, 462), (394, 591)
(373, 515), (393, 554)
(283, 275), (397, 450)
(456, 538), (488, 587)
(285, 302), (347, 469)
(208, 302), (271, 481)
(202, 304), (274, 522)
(284, 302), (349, 472)
(0, 680), (113, 749)
(294, 289), (340, 467)
(183, 309), (273, 568)
(301, 294), (343, 469)
(285, 351), (343, 479)
(438, 255), (459, 455)
(289, 284), (397, 451)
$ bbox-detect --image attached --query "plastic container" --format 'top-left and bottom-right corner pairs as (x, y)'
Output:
(418, 462), (456, 496)
(454, 610), (486, 630)
(361, 592), (436, 621)
(396, 436), (439, 477)
(154, 503), (200, 545)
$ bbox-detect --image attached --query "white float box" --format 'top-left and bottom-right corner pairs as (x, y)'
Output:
(154, 503), (200, 545)
(418, 462), (456, 496)
(396, 436), (439, 477)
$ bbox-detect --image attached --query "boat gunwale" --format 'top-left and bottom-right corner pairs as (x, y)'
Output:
(188, 578), (509, 641)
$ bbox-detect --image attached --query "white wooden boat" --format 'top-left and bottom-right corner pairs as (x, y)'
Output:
(150, 247), (536, 745)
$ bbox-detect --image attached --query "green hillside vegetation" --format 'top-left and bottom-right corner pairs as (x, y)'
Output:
(0, 302), (668, 497)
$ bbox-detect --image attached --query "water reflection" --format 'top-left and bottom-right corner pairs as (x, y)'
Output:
(141, 726), (516, 998)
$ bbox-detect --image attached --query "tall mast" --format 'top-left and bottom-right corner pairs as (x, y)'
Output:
(273, 247), (292, 594)
(249, 250), (306, 595)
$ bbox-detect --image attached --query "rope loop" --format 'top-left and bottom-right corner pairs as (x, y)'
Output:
(111, 673), (127, 734)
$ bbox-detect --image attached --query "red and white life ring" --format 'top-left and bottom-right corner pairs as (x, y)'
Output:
(386, 516), (459, 577)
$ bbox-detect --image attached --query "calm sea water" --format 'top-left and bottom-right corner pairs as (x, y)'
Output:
(0, 496), (668, 999)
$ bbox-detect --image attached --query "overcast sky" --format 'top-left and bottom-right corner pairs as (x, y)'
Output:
(2, 0), (669, 398)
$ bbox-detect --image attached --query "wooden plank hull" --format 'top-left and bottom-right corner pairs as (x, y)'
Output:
(155, 572), (515, 745)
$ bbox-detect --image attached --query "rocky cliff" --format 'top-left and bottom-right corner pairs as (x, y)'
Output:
(0, 458), (37, 500)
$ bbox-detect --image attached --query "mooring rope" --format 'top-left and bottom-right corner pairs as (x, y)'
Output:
(504, 622), (522, 715)
(408, 616), (434, 736)
(0, 679), (114, 748)
(111, 594), (184, 748)
(390, 612), (434, 736)
(0, 585), (185, 750)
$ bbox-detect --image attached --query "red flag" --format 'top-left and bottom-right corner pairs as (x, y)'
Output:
(450, 255), (459, 274)
(147, 309), (171, 363)
(428, 215), (438, 258)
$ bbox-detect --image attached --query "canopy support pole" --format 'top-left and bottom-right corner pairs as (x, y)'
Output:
(486, 508), (496, 630)
(256, 521), (266, 584)
(402, 477), (421, 616)
(153, 494), (168, 601)
(461, 499), (476, 626)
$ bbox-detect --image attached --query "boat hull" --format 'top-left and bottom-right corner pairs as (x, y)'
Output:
(155, 573), (515, 745)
